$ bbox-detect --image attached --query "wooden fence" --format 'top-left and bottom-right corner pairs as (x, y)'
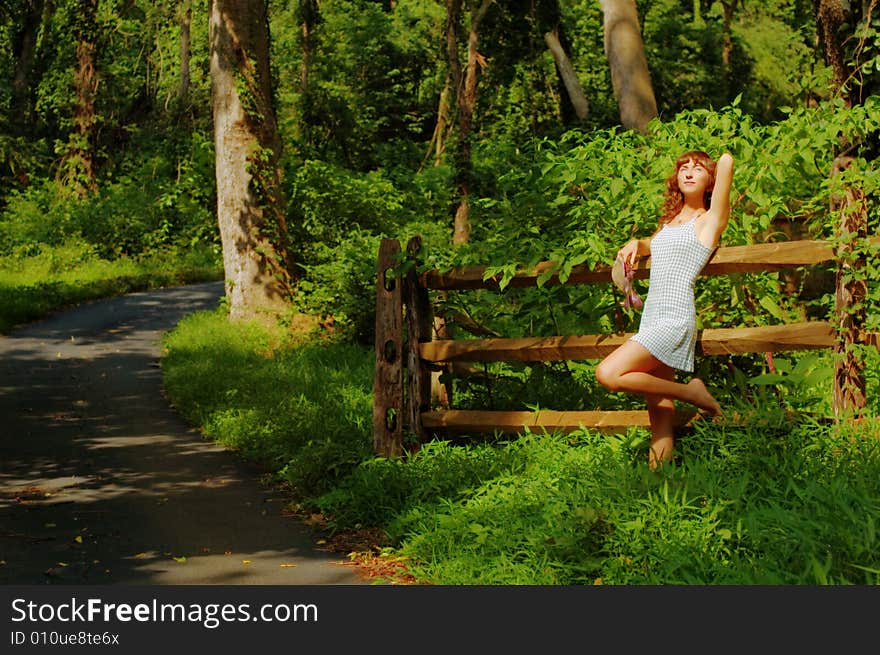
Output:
(373, 234), (880, 458)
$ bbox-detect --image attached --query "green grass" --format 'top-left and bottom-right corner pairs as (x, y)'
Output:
(160, 309), (880, 585)
(0, 240), (222, 333)
(160, 309), (374, 495)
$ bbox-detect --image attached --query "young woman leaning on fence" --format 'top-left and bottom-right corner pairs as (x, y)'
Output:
(595, 150), (735, 469)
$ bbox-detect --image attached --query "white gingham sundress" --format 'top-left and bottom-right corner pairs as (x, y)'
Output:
(630, 215), (714, 373)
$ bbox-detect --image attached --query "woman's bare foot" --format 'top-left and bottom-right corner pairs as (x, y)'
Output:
(649, 435), (674, 470)
(686, 378), (722, 416)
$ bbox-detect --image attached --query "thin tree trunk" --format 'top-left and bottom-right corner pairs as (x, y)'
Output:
(544, 28), (589, 121)
(831, 156), (868, 417)
(179, 0), (191, 102)
(599, 0), (658, 133)
(299, 0), (319, 92)
(11, 1), (45, 129)
(452, 0), (492, 246)
(210, 0), (294, 321)
(720, 1), (735, 67)
(444, 0), (463, 154)
(420, 76), (452, 171)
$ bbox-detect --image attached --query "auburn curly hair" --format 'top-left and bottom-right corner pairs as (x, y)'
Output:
(658, 150), (717, 227)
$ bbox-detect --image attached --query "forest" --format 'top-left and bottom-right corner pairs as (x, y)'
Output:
(2, 0), (880, 584)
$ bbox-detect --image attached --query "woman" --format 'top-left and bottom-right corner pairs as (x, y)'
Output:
(595, 150), (734, 468)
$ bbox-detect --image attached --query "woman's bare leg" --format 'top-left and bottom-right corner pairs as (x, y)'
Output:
(646, 364), (676, 469)
(595, 341), (722, 415)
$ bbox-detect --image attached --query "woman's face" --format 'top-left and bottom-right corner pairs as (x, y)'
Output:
(677, 158), (711, 197)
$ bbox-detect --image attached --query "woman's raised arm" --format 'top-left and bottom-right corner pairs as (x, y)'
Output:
(709, 152), (734, 223)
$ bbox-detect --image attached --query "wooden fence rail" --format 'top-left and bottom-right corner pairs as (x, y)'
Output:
(373, 235), (880, 457)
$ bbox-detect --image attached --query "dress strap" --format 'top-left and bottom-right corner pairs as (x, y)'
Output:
(684, 209), (706, 225)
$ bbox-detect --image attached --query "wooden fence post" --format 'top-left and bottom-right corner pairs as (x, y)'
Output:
(404, 236), (433, 448)
(373, 239), (404, 457)
(831, 157), (868, 418)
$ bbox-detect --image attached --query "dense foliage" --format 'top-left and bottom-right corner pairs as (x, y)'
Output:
(2, 1), (878, 339)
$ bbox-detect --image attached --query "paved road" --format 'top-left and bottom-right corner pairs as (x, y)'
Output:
(0, 282), (365, 585)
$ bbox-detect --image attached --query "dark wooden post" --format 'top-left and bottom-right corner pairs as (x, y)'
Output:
(404, 237), (433, 448)
(373, 239), (404, 457)
(831, 156), (868, 418)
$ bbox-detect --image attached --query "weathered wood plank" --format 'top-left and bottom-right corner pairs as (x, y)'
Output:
(422, 409), (699, 434)
(422, 333), (630, 362)
(373, 239), (404, 458)
(697, 322), (836, 355)
(421, 237), (880, 291)
(404, 236), (432, 447)
(420, 321), (837, 363)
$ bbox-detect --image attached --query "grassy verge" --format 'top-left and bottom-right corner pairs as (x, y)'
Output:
(0, 241), (222, 334)
(161, 309), (880, 585)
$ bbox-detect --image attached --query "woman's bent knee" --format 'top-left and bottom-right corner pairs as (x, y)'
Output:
(595, 362), (620, 391)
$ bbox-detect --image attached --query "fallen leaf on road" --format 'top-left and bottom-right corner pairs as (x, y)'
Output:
(242, 560), (251, 565)
(172, 556), (187, 563)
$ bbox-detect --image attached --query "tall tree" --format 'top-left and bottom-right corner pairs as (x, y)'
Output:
(59, 0), (99, 197)
(209, 0), (294, 321)
(599, 0), (658, 132)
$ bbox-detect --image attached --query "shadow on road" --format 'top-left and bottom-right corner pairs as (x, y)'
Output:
(0, 282), (366, 585)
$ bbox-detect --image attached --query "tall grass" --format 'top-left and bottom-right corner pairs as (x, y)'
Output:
(0, 240), (221, 333)
(161, 310), (880, 585)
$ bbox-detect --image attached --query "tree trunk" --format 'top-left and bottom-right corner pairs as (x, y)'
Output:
(60, 0), (99, 197)
(299, 0), (319, 92)
(452, 0), (493, 246)
(421, 77), (453, 171)
(209, 0), (294, 321)
(831, 156), (868, 418)
(599, 0), (658, 133)
(813, 0), (851, 102)
(11, 0), (45, 130)
(179, 0), (191, 102)
(720, 0), (735, 67)
(544, 28), (589, 121)
(422, 0), (462, 172)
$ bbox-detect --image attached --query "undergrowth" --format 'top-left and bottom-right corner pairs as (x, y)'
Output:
(0, 240), (221, 333)
(160, 309), (880, 585)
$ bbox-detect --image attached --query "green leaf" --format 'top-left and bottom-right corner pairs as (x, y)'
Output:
(758, 295), (787, 321)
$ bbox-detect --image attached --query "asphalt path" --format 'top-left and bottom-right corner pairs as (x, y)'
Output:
(0, 282), (366, 585)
